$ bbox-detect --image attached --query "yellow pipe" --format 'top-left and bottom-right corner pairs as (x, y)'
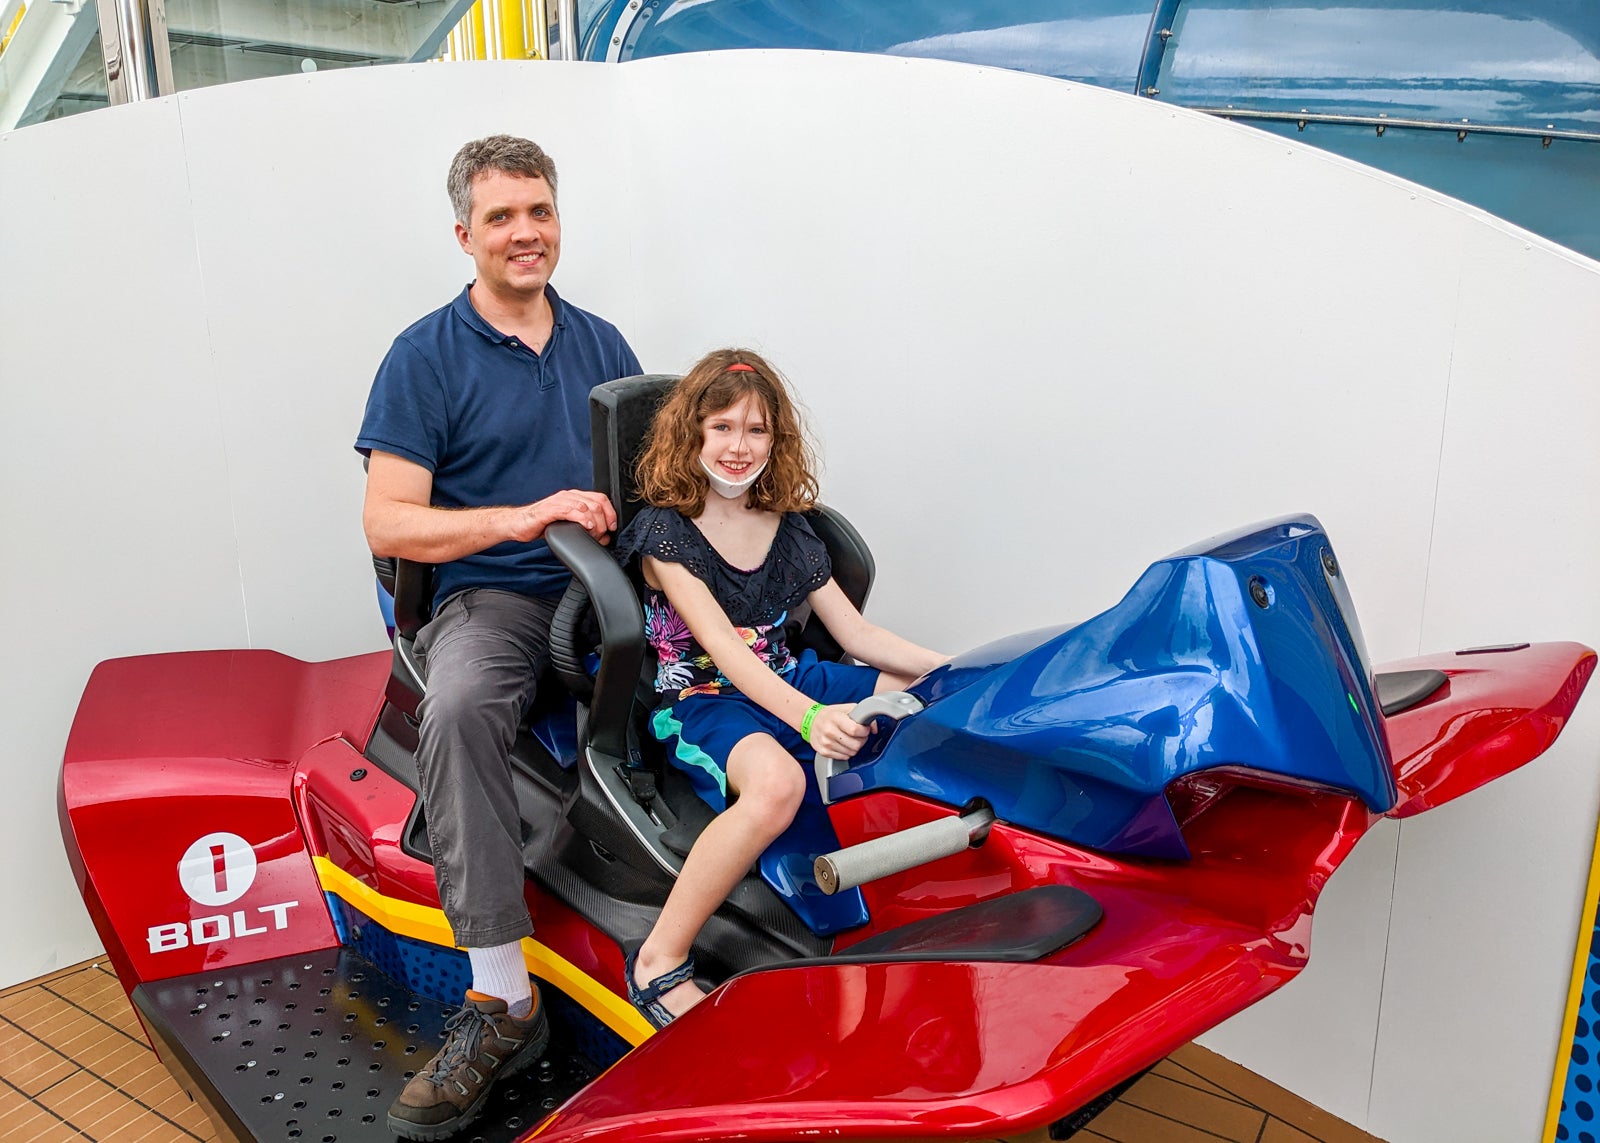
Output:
(1, 2), (26, 56)
(500, 0), (527, 60)
(313, 855), (653, 1045)
(440, 0), (551, 62)
(470, 0), (487, 60)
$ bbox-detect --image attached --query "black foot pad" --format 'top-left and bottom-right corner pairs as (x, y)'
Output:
(133, 946), (597, 1142)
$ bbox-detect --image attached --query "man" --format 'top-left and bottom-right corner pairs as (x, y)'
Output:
(356, 135), (640, 1141)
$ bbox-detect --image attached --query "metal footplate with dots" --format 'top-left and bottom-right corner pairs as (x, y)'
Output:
(131, 945), (598, 1143)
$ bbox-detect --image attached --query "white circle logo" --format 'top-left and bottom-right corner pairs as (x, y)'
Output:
(178, 832), (258, 906)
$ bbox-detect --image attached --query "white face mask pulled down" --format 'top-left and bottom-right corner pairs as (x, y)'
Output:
(701, 458), (767, 500)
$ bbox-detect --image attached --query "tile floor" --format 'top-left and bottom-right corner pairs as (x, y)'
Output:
(0, 958), (1385, 1143)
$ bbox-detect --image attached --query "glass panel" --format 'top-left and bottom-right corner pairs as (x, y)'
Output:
(0, 0), (106, 130)
(613, 0), (1158, 89)
(1159, 2), (1600, 130)
(1241, 115), (1600, 261)
(162, 0), (471, 91)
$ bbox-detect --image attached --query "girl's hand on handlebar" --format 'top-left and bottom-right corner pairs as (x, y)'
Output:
(809, 705), (871, 759)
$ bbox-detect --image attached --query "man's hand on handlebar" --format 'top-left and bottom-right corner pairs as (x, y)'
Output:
(506, 490), (617, 544)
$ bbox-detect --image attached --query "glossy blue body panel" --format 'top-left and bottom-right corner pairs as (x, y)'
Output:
(826, 516), (1394, 860)
(759, 797), (869, 934)
(583, 0), (1600, 260)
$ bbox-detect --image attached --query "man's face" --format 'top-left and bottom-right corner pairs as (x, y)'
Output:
(455, 170), (561, 301)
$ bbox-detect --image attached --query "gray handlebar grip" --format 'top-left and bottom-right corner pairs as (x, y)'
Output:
(847, 691), (926, 724)
(814, 807), (994, 895)
(813, 691), (926, 805)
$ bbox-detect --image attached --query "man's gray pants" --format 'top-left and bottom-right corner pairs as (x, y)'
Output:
(413, 587), (560, 949)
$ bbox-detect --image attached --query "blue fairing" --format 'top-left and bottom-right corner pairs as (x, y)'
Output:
(759, 799), (869, 935)
(827, 515), (1394, 860)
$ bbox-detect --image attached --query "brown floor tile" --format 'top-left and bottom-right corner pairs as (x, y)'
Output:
(5, 1119), (95, 1143)
(104, 1056), (187, 1105)
(35, 1009), (109, 1060)
(1154, 1057), (1255, 1104)
(6, 992), (94, 1044)
(97, 1121), (166, 1143)
(51, 975), (146, 1043)
(166, 1097), (211, 1132)
(80, 1097), (148, 1138)
(149, 1086), (205, 1128)
(1170, 1044), (1386, 1143)
(0, 988), (57, 1024)
(49, 968), (124, 1007)
(1262, 1118), (1324, 1143)
(1087, 1099), (1243, 1143)
(73, 1032), (149, 1077)
(116, 1122), (196, 1143)
(0, 1081), (34, 1115)
(0, 1020), (78, 1097)
(1122, 1072), (1267, 1142)
(0, 959), (104, 1002)
(0, 1102), (81, 1143)
(34, 1068), (122, 1125)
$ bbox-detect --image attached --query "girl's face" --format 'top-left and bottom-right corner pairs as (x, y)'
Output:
(699, 392), (772, 484)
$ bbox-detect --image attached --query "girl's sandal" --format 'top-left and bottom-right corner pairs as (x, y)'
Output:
(625, 945), (697, 1030)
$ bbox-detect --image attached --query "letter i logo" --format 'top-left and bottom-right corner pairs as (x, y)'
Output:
(178, 833), (258, 906)
(210, 843), (229, 897)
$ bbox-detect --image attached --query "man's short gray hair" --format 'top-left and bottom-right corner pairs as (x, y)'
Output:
(447, 135), (559, 226)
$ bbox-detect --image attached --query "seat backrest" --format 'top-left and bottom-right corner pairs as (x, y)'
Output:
(590, 374), (679, 532)
(588, 375), (876, 631)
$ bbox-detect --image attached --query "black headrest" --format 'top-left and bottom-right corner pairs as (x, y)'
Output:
(590, 374), (680, 531)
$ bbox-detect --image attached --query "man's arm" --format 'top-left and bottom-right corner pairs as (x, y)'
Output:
(362, 450), (617, 562)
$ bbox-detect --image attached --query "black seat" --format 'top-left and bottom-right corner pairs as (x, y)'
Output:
(544, 375), (878, 896)
(370, 374), (878, 890)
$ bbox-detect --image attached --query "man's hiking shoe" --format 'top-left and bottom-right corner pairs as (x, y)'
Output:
(387, 988), (550, 1141)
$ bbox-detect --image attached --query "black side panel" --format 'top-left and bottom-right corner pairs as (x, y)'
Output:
(392, 559), (435, 643)
(132, 947), (597, 1143)
(832, 885), (1101, 965)
(1375, 668), (1449, 716)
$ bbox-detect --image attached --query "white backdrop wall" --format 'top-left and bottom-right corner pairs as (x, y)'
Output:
(2, 51), (1597, 1142)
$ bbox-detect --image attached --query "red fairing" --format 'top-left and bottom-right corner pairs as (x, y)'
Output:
(59, 650), (388, 995)
(1381, 642), (1596, 817)
(529, 641), (1594, 1141)
(532, 779), (1364, 1142)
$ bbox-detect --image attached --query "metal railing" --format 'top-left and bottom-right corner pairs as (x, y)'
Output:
(441, 0), (577, 62)
(1195, 106), (1600, 146)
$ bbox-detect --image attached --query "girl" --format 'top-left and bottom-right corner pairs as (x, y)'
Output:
(613, 348), (947, 1027)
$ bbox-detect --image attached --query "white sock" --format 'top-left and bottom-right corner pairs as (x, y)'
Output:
(467, 941), (533, 1018)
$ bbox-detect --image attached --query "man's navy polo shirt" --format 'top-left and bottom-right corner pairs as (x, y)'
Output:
(356, 284), (641, 609)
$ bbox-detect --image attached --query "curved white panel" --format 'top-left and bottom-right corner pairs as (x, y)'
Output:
(2, 49), (1596, 1141)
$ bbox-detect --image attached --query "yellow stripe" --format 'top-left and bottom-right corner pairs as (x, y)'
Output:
(1542, 811), (1600, 1142)
(312, 855), (653, 1046)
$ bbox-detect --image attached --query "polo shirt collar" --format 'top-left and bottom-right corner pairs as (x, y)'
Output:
(452, 283), (567, 345)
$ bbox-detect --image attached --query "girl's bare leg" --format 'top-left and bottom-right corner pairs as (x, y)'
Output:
(875, 670), (915, 693)
(633, 733), (805, 1018)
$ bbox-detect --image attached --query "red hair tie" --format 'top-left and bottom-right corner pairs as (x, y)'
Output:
(726, 363), (755, 372)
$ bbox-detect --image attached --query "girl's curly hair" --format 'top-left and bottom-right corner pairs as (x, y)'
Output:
(635, 348), (819, 517)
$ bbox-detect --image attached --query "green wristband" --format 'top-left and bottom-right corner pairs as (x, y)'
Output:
(799, 702), (825, 745)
